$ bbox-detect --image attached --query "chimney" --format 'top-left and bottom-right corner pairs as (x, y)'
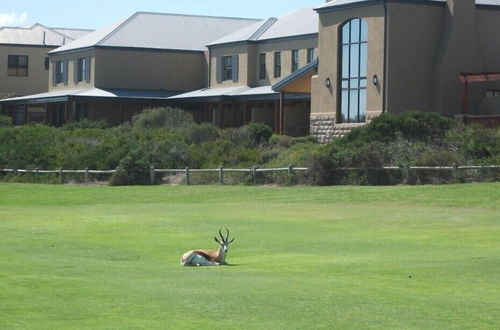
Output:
(432, 0), (482, 115)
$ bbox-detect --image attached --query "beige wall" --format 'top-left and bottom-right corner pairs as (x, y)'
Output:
(0, 45), (53, 98)
(94, 48), (206, 91)
(311, 5), (385, 122)
(386, 2), (444, 114)
(209, 37), (317, 88)
(255, 38), (317, 86)
(49, 49), (95, 91)
(210, 44), (250, 87)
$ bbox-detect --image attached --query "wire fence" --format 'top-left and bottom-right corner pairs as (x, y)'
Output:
(1, 165), (499, 185)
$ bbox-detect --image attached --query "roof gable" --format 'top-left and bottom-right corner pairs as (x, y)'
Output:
(208, 7), (318, 47)
(50, 12), (261, 54)
(0, 23), (92, 46)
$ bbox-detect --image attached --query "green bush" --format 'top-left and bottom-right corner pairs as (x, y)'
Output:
(132, 107), (195, 130)
(0, 115), (12, 127)
(62, 119), (108, 130)
(246, 123), (273, 146)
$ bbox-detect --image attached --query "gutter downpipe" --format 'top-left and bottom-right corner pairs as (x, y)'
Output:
(382, 0), (388, 113)
(208, 48), (212, 88)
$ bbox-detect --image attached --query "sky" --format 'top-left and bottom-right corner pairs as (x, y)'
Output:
(0, 0), (324, 30)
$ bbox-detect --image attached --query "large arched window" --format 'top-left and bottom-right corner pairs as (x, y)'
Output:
(339, 18), (368, 123)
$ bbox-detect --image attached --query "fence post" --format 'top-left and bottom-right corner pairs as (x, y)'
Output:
(150, 166), (155, 185)
(288, 164), (294, 176)
(85, 168), (89, 185)
(219, 165), (224, 185)
(252, 166), (257, 185)
(35, 168), (39, 181)
(452, 163), (459, 182)
(185, 167), (190, 186)
(59, 168), (63, 184)
(403, 165), (410, 185)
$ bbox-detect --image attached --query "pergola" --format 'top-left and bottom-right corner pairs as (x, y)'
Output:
(459, 72), (500, 113)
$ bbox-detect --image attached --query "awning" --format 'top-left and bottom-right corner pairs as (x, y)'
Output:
(0, 87), (179, 105)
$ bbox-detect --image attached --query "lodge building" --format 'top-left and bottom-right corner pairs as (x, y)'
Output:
(1, 0), (499, 142)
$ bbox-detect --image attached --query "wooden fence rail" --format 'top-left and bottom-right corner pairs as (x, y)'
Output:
(1, 165), (499, 185)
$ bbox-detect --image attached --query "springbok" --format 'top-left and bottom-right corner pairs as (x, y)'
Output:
(180, 229), (235, 266)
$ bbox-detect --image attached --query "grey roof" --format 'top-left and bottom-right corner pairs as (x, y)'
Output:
(208, 7), (318, 46)
(50, 12), (261, 54)
(316, 0), (500, 11)
(51, 27), (93, 40)
(0, 23), (92, 46)
(168, 85), (278, 101)
(0, 87), (177, 105)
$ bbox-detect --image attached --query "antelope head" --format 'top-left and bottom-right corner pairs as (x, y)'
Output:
(214, 228), (235, 264)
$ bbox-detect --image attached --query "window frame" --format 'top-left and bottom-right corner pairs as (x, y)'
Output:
(259, 53), (266, 80)
(338, 18), (368, 124)
(274, 51), (281, 78)
(55, 60), (65, 84)
(291, 49), (299, 72)
(76, 57), (88, 83)
(7, 55), (28, 77)
(222, 56), (233, 81)
(307, 48), (316, 64)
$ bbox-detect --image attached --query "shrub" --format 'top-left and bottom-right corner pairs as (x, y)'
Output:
(132, 107), (195, 130)
(0, 115), (12, 127)
(186, 122), (220, 145)
(62, 119), (108, 130)
(245, 123), (273, 146)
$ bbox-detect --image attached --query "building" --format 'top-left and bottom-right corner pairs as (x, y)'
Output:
(1, 12), (260, 126)
(0, 24), (92, 123)
(169, 7), (319, 136)
(2, 1), (500, 138)
(310, 0), (500, 142)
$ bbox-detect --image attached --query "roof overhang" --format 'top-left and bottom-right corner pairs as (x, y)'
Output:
(0, 88), (180, 106)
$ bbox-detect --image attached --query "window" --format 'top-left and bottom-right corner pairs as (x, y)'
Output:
(222, 56), (233, 81)
(274, 51), (281, 78)
(76, 57), (89, 82)
(307, 48), (316, 63)
(292, 50), (299, 72)
(8, 55), (28, 76)
(45, 57), (49, 70)
(55, 61), (65, 84)
(259, 53), (266, 80)
(486, 90), (500, 98)
(339, 18), (368, 123)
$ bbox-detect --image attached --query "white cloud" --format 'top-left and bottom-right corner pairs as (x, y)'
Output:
(0, 12), (28, 26)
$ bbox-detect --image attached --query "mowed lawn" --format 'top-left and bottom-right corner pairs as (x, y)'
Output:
(0, 183), (499, 329)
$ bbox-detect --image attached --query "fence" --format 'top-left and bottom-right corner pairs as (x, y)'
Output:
(1, 165), (499, 185)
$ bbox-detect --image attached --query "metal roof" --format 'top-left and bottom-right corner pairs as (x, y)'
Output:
(316, 0), (500, 11)
(0, 87), (178, 105)
(208, 7), (318, 46)
(50, 12), (261, 54)
(51, 27), (93, 40)
(168, 85), (279, 102)
(0, 24), (92, 46)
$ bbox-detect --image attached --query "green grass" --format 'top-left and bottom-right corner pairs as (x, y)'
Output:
(0, 183), (499, 329)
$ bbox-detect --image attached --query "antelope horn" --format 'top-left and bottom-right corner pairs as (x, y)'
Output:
(225, 228), (230, 242)
(219, 228), (225, 241)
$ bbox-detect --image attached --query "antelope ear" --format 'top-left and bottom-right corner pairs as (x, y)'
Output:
(229, 238), (235, 243)
(214, 237), (221, 244)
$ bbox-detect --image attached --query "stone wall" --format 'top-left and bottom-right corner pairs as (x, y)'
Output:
(310, 114), (366, 143)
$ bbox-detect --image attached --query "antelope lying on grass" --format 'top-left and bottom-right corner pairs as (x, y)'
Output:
(180, 229), (235, 266)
